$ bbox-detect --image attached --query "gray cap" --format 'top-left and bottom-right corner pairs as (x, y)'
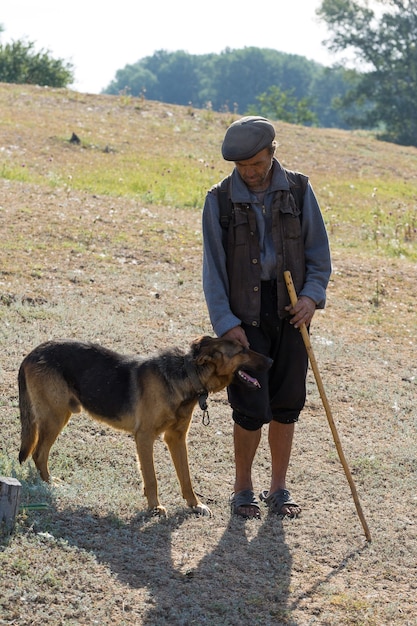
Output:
(221, 116), (276, 161)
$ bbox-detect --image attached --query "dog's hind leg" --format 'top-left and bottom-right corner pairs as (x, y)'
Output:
(21, 370), (75, 482)
(164, 425), (211, 517)
(31, 406), (71, 482)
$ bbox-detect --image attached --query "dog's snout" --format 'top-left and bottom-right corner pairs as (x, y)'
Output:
(248, 350), (273, 371)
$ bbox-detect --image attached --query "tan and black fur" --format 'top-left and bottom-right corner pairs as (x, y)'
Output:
(18, 335), (271, 516)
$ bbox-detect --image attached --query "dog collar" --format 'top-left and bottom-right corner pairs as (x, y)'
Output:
(184, 358), (208, 409)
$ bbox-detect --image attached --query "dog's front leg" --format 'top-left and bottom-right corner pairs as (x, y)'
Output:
(164, 426), (212, 517)
(134, 433), (166, 517)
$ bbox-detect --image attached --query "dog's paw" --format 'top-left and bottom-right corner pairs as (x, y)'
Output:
(150, 505), (168, 517)
(50, 476), (65, 486)
(190, 503), (212, 517)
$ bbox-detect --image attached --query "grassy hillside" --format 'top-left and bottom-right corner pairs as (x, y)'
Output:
(1, 82), (416, 625)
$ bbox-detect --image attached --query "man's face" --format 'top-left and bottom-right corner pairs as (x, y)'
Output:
(234, 147), (274, 191)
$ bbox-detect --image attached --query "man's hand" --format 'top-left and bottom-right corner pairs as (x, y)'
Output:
(285, 295), (316, 329)
(222, 326), (250, 348)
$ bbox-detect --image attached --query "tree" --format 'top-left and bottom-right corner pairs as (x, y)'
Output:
(317, 0), (417, 146)
(106, 64), (158, 97)
(106, 49), (205, 105)
(247, 86), (318, 126)
(103, 47), (358, 129)
(0, 38), (73, 87)
(203, 47), (321, 113)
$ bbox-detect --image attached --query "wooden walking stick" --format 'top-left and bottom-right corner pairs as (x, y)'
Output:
(284, 271), (371, 542)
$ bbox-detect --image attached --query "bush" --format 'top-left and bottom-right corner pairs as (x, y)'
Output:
(0, 39), (73, 87)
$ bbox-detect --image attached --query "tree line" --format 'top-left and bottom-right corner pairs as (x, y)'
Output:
(2, 1), (417, 146)
(103, 47), (356, 130)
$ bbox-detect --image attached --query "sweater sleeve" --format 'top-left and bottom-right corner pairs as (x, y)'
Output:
(202, 190), (242, 337)
(299, 182), (332, 308)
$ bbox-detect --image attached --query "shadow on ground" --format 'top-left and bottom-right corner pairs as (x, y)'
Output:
(46, 505), (296, 625)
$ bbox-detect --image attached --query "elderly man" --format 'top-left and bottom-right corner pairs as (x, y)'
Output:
(202, 116), (331, 518)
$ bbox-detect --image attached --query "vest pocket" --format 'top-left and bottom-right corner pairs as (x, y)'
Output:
(232, 207), (250, 246)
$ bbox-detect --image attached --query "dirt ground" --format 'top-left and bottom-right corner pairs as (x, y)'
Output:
(1, 85), (417, 625)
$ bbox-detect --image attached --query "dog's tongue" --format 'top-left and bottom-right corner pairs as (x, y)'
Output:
(237, 369), (261, 388)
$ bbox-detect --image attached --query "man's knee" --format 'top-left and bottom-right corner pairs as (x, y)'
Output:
(272, 412), (300, 425)
(232, 409), (271, 431)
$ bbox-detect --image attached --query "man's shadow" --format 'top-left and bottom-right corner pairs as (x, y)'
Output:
(47, 504), (296, 625)
(180, 515), (296, 626)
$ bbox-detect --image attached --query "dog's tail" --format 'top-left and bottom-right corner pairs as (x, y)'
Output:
(18, 363), (39, 464)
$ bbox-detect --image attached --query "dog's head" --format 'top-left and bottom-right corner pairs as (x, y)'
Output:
(190, 335), (272, 393)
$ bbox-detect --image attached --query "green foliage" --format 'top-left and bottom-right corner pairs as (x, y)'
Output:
(317, 0), (417, 146)
(0, 39), (73, 87)
(247, 85), (318, 125)
(103, 47), (357, 129)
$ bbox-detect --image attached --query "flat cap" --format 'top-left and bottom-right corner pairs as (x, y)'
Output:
(221, 116), (276, 161)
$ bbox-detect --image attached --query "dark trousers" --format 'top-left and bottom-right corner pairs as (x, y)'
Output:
(228, 280), (309, 431)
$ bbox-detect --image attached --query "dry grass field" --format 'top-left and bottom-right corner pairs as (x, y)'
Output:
(1, 83), (417, 625)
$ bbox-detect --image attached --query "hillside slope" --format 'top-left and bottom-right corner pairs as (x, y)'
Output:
(1, 83), (416, 625)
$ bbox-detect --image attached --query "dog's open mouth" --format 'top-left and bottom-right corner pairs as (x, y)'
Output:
(236, 369), (261, 389)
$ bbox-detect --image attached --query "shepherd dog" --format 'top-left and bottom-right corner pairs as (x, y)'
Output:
(18, 335), (272, 516)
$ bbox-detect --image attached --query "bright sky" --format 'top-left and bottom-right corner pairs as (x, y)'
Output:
(1, 0), (335, 94)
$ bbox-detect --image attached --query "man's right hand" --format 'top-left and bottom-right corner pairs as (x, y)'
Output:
(222, 326), (250, 349)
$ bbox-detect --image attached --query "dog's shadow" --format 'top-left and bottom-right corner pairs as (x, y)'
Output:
(46, 505), (297, 625)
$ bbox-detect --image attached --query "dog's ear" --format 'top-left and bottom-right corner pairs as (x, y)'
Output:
(190, 335), (217, 363)
(190, 335), (213, 356)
